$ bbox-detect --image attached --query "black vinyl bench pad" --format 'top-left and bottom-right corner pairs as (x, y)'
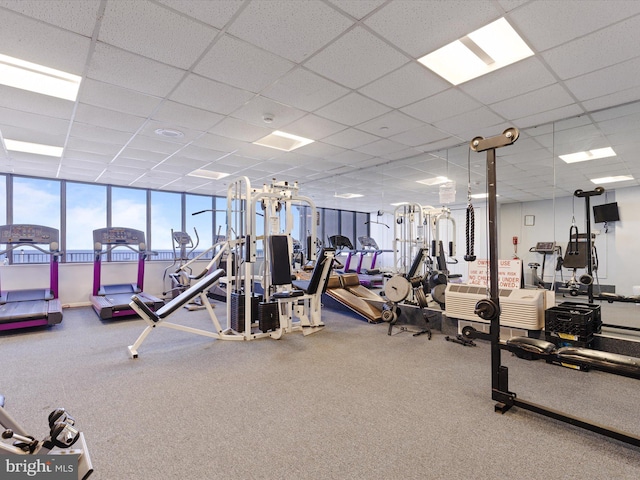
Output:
(506, 336), (640, 377)
(132, 269), (225, 322)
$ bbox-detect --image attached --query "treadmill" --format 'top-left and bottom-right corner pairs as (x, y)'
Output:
(0, 224), (63, 331)
(90, 227), (164, 320)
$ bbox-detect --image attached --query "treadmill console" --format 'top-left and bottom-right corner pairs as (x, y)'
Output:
(533, 241), (556, 253)
(358, 236), (379, 250)
(0, 224), (59, 245)
(93, 227), (146, 246)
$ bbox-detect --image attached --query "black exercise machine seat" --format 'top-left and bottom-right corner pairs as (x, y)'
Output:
(131, 269), (225, 323)
(291, 247), (336, 295)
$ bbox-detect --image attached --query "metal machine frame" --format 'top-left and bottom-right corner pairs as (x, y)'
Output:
(469, 127), (640, 448)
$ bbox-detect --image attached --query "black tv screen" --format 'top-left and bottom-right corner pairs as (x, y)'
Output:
(593, 202), (620, 223)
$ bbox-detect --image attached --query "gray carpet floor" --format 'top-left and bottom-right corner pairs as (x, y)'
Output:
(2, 304), (640, 479)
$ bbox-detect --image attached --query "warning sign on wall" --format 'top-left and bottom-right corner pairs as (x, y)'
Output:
(467, 259), (522, 289)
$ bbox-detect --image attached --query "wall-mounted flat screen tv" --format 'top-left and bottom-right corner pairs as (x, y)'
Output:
(593, 202), (620, 223)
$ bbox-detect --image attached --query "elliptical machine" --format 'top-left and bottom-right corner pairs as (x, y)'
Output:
(162, 228), (199, 299)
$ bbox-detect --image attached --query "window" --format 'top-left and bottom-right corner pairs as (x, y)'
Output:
(323, 208), (339, 245)
(111, 186), (147, 262)
(186, 194), (214, 258)
(340, 210), (355, 245)
(355, 212), (369, 246)
(13, 177), (60, 228)
(150, 191), (182, 261)
(12, 177), (60, 263)
(66, 182), (107, 262)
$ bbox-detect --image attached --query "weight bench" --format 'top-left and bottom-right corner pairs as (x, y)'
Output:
(505, 336), (640, 379)
(128, 269), (226, 358)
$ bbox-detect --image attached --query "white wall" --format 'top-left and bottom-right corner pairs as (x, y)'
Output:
(0, 260), (211, 307)
(500, 186), (638, 293)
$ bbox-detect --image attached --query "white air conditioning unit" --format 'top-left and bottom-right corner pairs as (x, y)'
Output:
(445, 284), (555, 330)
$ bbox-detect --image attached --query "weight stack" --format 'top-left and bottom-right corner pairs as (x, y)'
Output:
(258, 301), (280, 333)
(230, 293), (262, 333)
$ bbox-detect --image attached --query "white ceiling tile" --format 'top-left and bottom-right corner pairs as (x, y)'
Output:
(207, 117), (272, 142)
(100, 1), (217, 69)
(118, 148), (168, 163)
(194, 34), (294, 93)
(356, 111), (423, 137)
(513, 104), (585, 130)
(63, 151), (112, 165)
(68, 123), (132, 146)
(215, 154), (263, 169)
(0, 85), (75, 120)
(283, 114), (347, 141)
(582, 85), (640, 113)
(389, 125), (451, 148)
(262, 68), (349, 112)
(359, 62), (450, 108)
(65, 137), (121, 156)
(401, 89), (481, 124)
(327, 150), (374, 165)
(79, 79), (161, 117)
(231, 96), (307, 129)
(228, 0), (352, 63)
(152, 101), (223, 131)
(88, 43), (186, 97)
(0, 8), (91, 74)
(460, 57), (557, 105)
(125, 134), (185, 155)
(327, 0), (386, 20)
(0, 0), (102, 36)
(156, 0), (244, 29)
(304, 27), (409, 89)
(564, 57), (640, 102)
(295, 141), (344, 158)
(434, 108), (505, 139)
(316, 93), (390, 126)
(510, 0), (640, 52)
(364, 0), (500, 58)
(0, 107), (70, 136)
(322, 128), (380, 149)
(191, 133), (245, 153)
(541, 14), (640, 80)
(170, 74), (255, 116)
(75, 104), (146, 133)
(355, 138), (407, 156)
(490, 84), (575, 120)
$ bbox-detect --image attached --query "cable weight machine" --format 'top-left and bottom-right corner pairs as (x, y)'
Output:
(466, 128), (640, 448)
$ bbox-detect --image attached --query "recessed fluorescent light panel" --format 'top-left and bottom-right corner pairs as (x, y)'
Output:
(0, 53), (81, 101)
(334, 193), (363, 199)
(188, 169), (230, 180)
(590, 175), (633, 184)
(253, 130), (314, 152)
(418, 18), (534, 85)
(416, 176), (450, 186)
(4, 139), (63, 157)
(559, 147), (616, 164)
(469, 193), (500, 199)
(391, 202), (409, 206)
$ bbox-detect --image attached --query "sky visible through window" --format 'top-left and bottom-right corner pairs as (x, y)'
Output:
(1, 176), (366, 263)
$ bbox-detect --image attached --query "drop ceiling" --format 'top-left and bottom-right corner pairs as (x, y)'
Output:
(1, 0), (640, 212)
